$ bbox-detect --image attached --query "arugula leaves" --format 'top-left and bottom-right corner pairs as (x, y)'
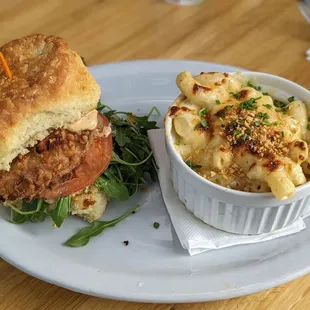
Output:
(96, 106), (158, 200)
(65, 204), (140, 247)
(10, 199), (49, 224)
(51, 196), (71, 227)
(95, 176), (130, 201)
(10, 196), (71, 227)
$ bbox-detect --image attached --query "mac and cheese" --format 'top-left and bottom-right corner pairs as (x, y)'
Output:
(169, 71), (309, 200)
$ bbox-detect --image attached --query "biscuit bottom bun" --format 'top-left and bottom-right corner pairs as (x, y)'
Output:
(0, 34), (112, 222)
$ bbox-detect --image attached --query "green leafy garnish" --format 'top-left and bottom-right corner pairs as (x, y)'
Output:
(198, 107), (207, 117)
(10, 199), (49, 224)
(51, 196), (71, 228)
(254, 121), (260, 127)
(241, 133), (248, 142)
(273, 99), (286, 108)
(288, 96), (295, 103)
(274, 99), (289, 113)
(215, 100), (221, 105)
(230, 92), (242, 99)
(215, 178), (221, 184)
(65, 205), (140, 247)
(153, 222), (160, 229)
(229, 121), (238, 130)
(9, 196), (70, 226)
(247, 81), (261, 91)
(200, 119), (209, 129)
(95, 176), (130, 201)
(186, 158), (202, 170)
(97, 105), (158, 199)
(263, 104), (272, 109)
(225, 105), (233, 111)
(97, 100), (111, 113)
(239, 97), (261, 110)
(233, 129), (242, 136)
(281, 131), (284, 137)
(147, 106), (161, 118)
(262, 92), (269, 96)
(257, 112), (270, 122)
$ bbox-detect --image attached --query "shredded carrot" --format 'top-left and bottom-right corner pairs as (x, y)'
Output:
(0, 52), (12, 79)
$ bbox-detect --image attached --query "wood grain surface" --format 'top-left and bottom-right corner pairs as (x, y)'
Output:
(0, 0), (310, 309)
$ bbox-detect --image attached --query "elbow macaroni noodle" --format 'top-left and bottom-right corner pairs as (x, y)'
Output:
(169, 71), (309, 200)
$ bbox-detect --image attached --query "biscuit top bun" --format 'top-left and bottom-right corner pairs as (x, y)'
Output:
(0, 34), (100, 171)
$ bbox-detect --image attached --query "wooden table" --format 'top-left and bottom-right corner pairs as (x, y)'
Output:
(1, 0), (310, 309)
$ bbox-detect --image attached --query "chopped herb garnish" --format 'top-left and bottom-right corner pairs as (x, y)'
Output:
(229, 121), (238, 131)
(186, 158), (202, 170)
(153, 222), (160, 229)
(225, 105), (233, 111)
(241, 133), (248, 142)
(200, 119), (209, 129)
(263, 104), (272, 109)
(247, 81), (261, 91)
(281, 131), (284, 137)
(288, 96), (295, 102)
(307, 124), (310, 131)
(239, 97), (261, 110)
(238, 119), (245, 124)
(215, 178), (221, 184)
(282, 106), (289, 113)
(273, 99), (287, 108)
(262, 92), (269, 96)
(215, 100), (221, 105)
(230, 92), (242, 99)
(246, 128), (252, 135)
(233, 129), (242, 136)
(254, 121), (261, 127)
(198, 107), (207, 117)
(274, 99), (289, 113)
(257, 112), (270, 122)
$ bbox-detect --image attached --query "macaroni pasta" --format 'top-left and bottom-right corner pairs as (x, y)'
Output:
(169, 71), (309, 200)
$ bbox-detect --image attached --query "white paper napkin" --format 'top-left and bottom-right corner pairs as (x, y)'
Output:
(148, 129), (306, 256)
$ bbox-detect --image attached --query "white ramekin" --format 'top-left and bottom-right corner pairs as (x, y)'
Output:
(165, 71), (310, 235)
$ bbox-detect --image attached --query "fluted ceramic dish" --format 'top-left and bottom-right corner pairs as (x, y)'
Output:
(165, 71), (310, 234)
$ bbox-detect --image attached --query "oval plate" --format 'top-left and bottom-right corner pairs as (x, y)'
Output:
(1, 60), (310, 303)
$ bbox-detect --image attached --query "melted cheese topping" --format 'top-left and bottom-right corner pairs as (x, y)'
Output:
(66, 110), (98, 132)
(169, 72), (309, 200)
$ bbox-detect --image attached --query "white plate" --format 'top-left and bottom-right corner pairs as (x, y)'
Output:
(1, 60), (310, 303)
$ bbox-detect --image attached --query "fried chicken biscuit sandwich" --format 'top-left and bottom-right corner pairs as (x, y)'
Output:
(0, 34), (112, 222)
